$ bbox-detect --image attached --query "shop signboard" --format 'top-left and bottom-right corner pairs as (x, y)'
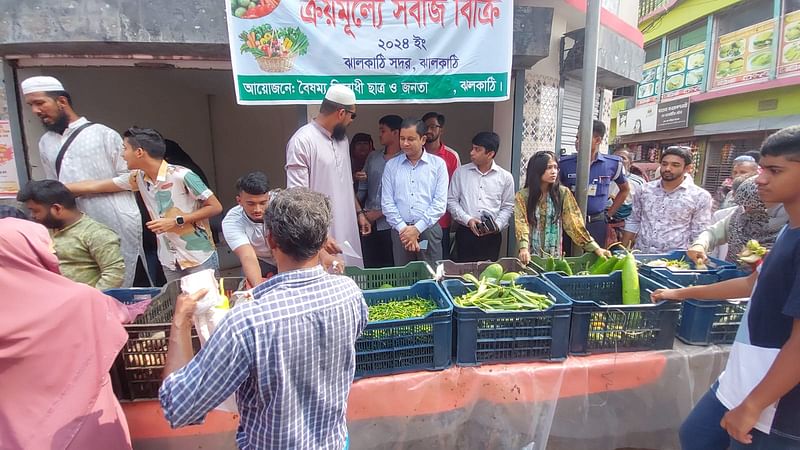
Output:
(661, 42), (706, 100)
(617, 98), (690, 136)
(778, 10), (800, 77)
(656, 98), (690, 130)
(225, 0), (513, 104)
(617, 103), (657, 135)
(0, 121), (20, 198)
(635, 58), (661, 106)
(712, 18), (775, 89)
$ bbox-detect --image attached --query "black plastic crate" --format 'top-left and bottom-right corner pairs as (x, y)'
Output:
(653, 268), (749, 345)
(438, 257), (537, 279)
(357, 280), (453, 378)
(542, 272), (680, 355)
(107, 278), (243, 400)
(441, 276), (572, 365)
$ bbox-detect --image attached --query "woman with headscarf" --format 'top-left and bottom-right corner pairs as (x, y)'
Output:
(688, 177), (787, 270)
(0, 218), (146, 449)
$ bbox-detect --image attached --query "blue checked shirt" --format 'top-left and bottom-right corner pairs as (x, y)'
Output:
(381, 150), (449, 233)
(159, 266), (368, 449)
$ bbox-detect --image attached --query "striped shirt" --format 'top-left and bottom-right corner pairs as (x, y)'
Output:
(159, 266), (368, 449)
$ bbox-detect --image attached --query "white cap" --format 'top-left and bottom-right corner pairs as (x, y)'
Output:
(324, 84), (356, 106)
(21, 76), (65, 95)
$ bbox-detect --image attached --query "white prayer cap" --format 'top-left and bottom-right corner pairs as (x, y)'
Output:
(20, 76), (65, 95)
(324, 84), (356, 106)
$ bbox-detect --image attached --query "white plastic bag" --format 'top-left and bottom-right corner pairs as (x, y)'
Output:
(180, 269), (238, 413)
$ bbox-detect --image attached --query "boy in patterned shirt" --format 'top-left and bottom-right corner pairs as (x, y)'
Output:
(67, 127), (223, 282)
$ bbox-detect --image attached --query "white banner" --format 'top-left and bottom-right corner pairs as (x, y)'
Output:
(225, 0), (513, 104)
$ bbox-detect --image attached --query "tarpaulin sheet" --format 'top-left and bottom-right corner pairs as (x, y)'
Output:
(126, 341), (729, 450)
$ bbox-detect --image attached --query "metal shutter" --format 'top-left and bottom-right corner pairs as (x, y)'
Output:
(560, 77), (600, 153)
(701, 137), (764, 191)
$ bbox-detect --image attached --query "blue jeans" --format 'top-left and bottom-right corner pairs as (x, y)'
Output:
(680, 384), (730, 450)
(162, 252), (220, 284)
(682, 384), (800, 450)
(730, 430), (800, 449)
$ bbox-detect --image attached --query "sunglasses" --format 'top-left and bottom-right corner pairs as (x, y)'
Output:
(342, 109), (357, 120)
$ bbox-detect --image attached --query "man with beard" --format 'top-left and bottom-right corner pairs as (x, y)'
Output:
(286, 84), (370, 267)
(222, 171), (279, 287)
(21, 76), (147, 287)
(17, 179), (125, 290)
(422, 112), (461, 260)
(622, 146), (712, 253)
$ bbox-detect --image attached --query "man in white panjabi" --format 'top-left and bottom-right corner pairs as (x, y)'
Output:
(285, 84), (371, 267)
(21, 76), (147, 287)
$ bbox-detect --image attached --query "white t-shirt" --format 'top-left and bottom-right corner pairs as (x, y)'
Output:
(222, 205), (275, 266)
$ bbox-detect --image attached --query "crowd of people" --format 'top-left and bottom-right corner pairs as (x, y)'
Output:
(1, 76), (798, 450)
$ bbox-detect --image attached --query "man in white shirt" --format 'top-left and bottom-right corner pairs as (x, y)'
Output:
(222, 172), (278, 288)
(447, 132), (515, 262)
(285, 84), (370, 267)
(21, 75), (147, 286)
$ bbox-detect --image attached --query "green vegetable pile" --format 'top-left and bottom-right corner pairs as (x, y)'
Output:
(367, 297), (437, 322)
(453, 270), (554, 311)
(645, 257), (692, 270)
(738, 239), (767, 265)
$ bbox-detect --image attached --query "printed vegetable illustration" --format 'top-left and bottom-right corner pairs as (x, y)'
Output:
(239, 24), (309, 72)
(716, 57), (744, 77)
(686, 69), (704, 86)
(688, 53), (705, 69)
(748, 52), (772, 70)
(719, 40), (744, 59)
(666, 58), (686, 74)
(665, 74), (685, 91)
(232, 0), (280, 19)
(751, 30), (773, 50)
(786, 22), (800, 41)
(784, 43), (800, 63)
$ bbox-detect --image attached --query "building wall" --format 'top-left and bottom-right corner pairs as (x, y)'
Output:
(641, 0), (743, 43)
(16, 65), (494, 207)
(691, 85), (800, 124)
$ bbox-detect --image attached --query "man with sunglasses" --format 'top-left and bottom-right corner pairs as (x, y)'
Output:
(286, 84), (371, 268)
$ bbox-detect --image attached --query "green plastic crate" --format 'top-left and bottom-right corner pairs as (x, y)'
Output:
(345, 261), (433, 290)
(529, 252), (598, 274)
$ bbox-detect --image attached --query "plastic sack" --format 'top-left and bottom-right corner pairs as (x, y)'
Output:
(180, 269), (237, 413)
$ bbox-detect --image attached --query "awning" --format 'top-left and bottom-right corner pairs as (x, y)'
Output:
(616, 126), (696, 144)
(693, 115), (800, 135)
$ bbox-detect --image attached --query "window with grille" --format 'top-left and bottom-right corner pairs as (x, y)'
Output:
(667, 22), (707, 54)
(716, 0), (773, 35)
(644, 42), (661, 63)
(701, 137), (765, 192)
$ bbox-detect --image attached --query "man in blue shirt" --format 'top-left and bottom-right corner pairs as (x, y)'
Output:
(652, 125), (800, 450)
(382, 117), (449, 266)
(559, 120), (629, 250)
(159, 187), (368, 450)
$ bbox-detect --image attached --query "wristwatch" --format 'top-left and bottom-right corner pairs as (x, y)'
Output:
(175, 216), (185, 226)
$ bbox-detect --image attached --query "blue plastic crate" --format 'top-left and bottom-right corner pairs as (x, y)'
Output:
(654, 269), (749, 345)
(441, 276), (572, 366)
(357, 280), (453, 379)
(542, 272), (680, 355)
(635, 251), (736, 275)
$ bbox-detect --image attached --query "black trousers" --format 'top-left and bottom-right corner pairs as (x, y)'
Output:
(563, 214), (607, 256)
(454, 225), (502, 262)
(361, 229), (394, 268)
